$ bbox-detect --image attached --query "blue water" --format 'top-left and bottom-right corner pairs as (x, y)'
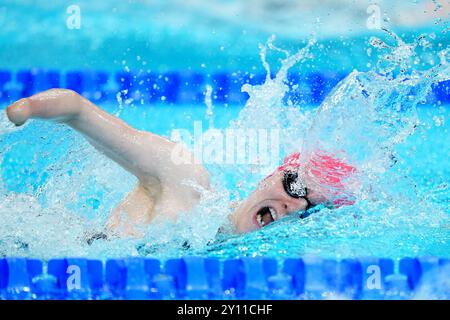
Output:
(0, 0), (449, 261)
(0, 97), (448, 259)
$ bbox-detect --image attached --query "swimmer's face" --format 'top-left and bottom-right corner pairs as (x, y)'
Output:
(230, 170), (327, 233)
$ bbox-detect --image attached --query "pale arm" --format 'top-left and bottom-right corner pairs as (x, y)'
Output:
(6, 89), (209, 188)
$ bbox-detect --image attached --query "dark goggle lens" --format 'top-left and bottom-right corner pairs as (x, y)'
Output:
(282, 171), (307, 198)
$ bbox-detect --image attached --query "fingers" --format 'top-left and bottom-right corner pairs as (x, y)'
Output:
(6, 98), (31, 126)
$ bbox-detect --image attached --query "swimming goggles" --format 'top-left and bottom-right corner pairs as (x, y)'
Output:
(282, 170), (314, 213)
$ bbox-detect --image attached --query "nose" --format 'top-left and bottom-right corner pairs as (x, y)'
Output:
(283, 197), (309, 215)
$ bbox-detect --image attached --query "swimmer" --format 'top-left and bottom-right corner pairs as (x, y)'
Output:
(5, 89), (355, 237)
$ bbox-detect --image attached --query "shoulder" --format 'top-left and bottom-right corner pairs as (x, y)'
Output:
(140, 138), (211, 191)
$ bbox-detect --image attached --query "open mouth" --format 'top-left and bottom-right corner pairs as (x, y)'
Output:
(256, 206), (277, 228)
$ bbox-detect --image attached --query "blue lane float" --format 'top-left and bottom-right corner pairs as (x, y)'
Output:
(0, 69), (448, 106)
(0, 257), (448, 300)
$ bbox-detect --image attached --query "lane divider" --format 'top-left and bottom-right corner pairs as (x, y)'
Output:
(0, 257), (448, 299)
(1, 69), (448, 106)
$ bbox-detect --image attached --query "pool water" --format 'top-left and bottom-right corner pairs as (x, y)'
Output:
(0, 1), (449, 263)
(0, 66), (449, 260)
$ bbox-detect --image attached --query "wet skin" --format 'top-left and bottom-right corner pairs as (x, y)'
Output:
(6, 89), (328, 237)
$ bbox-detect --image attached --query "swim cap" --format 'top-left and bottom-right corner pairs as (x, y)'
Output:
(276, 151), (356, 207)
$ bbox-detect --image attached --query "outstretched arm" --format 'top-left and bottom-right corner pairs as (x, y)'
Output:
(6, 89), (209, 189)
